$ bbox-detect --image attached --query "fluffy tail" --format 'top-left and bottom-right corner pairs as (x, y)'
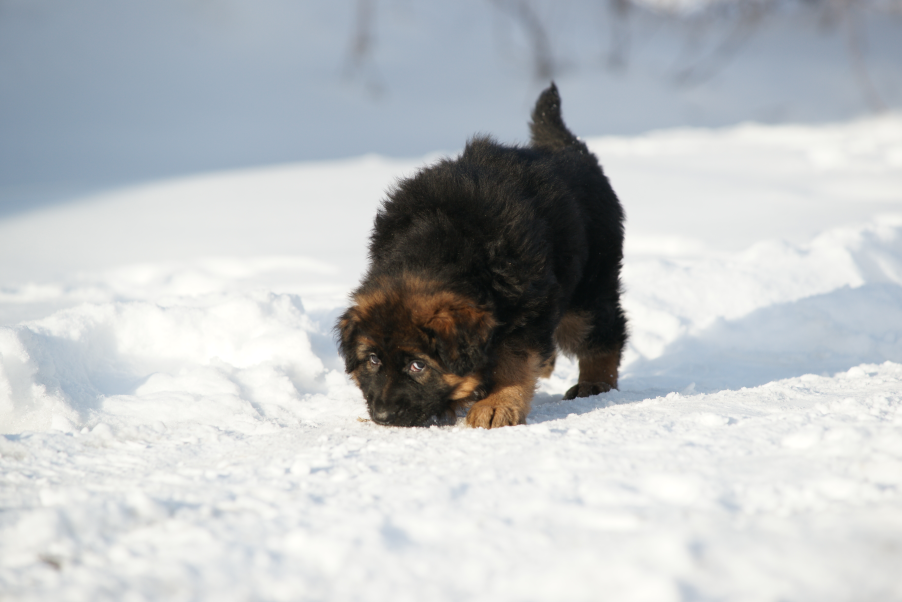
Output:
(529, 82), (581, 151)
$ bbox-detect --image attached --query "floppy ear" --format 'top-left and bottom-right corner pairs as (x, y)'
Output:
(335, 306), (363, 373)
(423, 304), (496, 375)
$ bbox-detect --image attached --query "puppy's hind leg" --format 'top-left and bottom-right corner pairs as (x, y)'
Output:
(555, 309), (625, 400)
(563, 349), (620, 400)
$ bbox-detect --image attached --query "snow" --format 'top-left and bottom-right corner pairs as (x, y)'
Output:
(2, 115), (902, 599)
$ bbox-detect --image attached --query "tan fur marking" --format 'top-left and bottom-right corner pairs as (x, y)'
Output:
(355, 337), (377, 360)
(538, 352), (557, 379)
(350, 274), (494, 370)
(397, 347), (425, 357)
(554, 311), (593, 357)
(563, 349), (621, 399)
(353, 274), (489, 328)
(466, 348), (541, 429)
(442, 373), (483, 400)
(578, 349), (620, 389)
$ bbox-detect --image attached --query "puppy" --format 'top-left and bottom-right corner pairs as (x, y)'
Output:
(337, 83), (627, 428)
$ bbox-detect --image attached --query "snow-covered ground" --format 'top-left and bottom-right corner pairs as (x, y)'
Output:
(1, 114), (901, 600)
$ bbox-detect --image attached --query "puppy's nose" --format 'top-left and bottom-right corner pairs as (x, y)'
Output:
(374, 409), (390, 423)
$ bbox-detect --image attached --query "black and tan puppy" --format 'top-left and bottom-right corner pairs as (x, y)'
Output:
(337, 83), (627, 428)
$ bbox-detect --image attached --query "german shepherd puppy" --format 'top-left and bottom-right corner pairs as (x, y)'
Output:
(337, 83), (626, 428)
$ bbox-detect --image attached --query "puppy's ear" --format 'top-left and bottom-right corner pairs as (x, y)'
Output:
(335, 306), (363, 373)
(424, 304), (496, 375)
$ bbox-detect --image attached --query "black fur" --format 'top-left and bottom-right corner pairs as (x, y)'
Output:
(337, 83), (627, 427)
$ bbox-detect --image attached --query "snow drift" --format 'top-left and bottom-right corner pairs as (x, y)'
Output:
(2, 217), (901, 436)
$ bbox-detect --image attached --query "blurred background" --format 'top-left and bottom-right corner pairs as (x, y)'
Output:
(1, 0), (900, 216)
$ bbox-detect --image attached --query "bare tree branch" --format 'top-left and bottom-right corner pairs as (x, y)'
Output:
(607, 0), (633, 69)
(342, 0), (898, 111)
(673, 0), (768, 85)
(842, 0), (887, 111)
(489, 0), (556, 80)
(344, 0), (383, 97)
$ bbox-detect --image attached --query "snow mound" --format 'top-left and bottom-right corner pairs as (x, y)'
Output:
(619, 216), (902, 389)
(0, 292), (353, 434)
(3, 217), (902, 437)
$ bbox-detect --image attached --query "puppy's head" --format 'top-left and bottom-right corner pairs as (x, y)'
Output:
(336, 275), (495, 426)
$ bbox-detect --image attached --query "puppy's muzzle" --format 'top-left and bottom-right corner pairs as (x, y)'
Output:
(372, 408), (393, 424)
(371, 397), (402, 425)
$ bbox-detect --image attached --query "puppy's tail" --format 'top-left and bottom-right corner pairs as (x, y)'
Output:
(529, 82), (582, 151)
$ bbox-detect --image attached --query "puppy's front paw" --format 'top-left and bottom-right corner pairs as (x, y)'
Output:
(466, 398), (526, 429)
(563, 381), (613, 400)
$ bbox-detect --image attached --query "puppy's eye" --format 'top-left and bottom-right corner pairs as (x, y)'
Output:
(409, 360), (426, 373)
(368, 354), (381, 366)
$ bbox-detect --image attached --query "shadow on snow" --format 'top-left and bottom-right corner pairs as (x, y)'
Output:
(528, 283), (902, 424)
